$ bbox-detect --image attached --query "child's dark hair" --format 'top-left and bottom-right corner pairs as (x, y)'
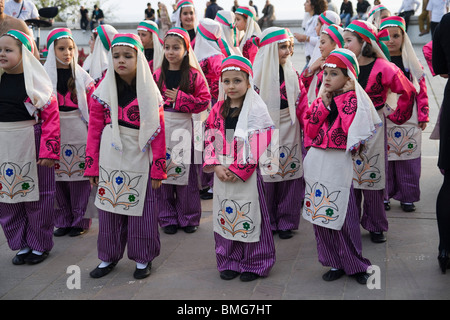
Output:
(115, 71), (137, 97)
(55, 38), (78, 102)
(220, 71), (249, 119)
(157, 34), (191, 93)
(353, 32), (377, 59)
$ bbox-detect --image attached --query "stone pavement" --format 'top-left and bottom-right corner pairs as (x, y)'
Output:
(1, 45), (450, 302)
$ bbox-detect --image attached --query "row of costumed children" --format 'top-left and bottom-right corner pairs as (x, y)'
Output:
(0, 1), (427, 283)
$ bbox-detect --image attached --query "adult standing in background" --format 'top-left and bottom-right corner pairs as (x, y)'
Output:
(158, 2), (171, 37)
(232, 0), (239, 12)
(145, 2), (156, 21)
(339, 0), (353, 27)
(418, 0), (430, 36)
(427, 0), (450, 36)
(352, 0), (370, 21)
(80, 6), (89, 32)
(90, 5), (105, 30)
(4, 0), (38, 21)
(258, 0), (275, 28)
(294, 0), (328, 67)
(249, 0), (258, 17)
(432, 12), (450, 274)
(205, 0), (223, 19)
(397, 0), (420, 31)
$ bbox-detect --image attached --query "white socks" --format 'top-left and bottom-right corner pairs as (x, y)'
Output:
(136, 262), (148, 270)
(99, 261), (112, 268)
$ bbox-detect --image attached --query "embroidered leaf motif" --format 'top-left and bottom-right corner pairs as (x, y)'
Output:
(303, 181), (340, 225)
(260, 144), (302, 179)
(387, 126), (418, 157)
(55, 144), (87, 178)
(0, 162), (36, 200)
(217, 199), (255, 238)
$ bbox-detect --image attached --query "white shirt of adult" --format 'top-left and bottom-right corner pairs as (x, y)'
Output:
(4, 0), (39, 20)
(426, 0), (450, 22)
(398, 0), (420, 12)
(303, 14), (319, 58)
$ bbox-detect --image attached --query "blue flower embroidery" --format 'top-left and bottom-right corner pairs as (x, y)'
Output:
(280, 152), (285, 158)
(5, 168), (13, 177)
(115, 176), (123, 185)
(394, 131), (402, 138)
(65, 149), (72, 157)
(166, 152), (171, 160)
(226, 206), (233, 214)
(315, 189), (322, 197)
(356, 159), (362, 165)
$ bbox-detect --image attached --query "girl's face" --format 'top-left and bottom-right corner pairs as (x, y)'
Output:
(319, 33), (336, 58)
(112, 45), (137, 83)
(222, 70), (250, 103)
(164, 36), (186, 68)
(0, 36), (23, 73)
(235, 14), (247, 31)
(138, 30), (153, 49)
(383, 26), (403, 56)
(322, 66), (349, 93)
(55, 38), (75, 68)
(180, 6), (195, 29)
(344, 31), (363, 57)
(278, 41), (291, 65)
(380, 9), (390, 20)
(315, 20), (323, 36)
(89, 33), (96, 53)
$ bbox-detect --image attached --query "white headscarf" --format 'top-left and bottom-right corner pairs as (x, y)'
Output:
(252, 27), (299, 129)
(93, 33), (163, 152)
(194, 18), (231, 62)
(89, 24), (118, 83)
(235, 6), (261, 52)
(44, 28), (94, 123)
(137, 20), (164, 71)
(172, 0), (198, 30)
(215, 10), (242, 56)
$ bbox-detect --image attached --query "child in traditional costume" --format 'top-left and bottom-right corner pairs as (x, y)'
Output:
(84, 33), (166, 279)
(43, 28), (95, 238)
(204, 55), (276, 281)
(0, 30), (60, 265)
(215, 10), (242, 56)
(343, 20), (415, 243)
(303, 48), (382, 284)
(137, 20), (164, 73)
(172, 0), (198, 46)
(367, 4), (392, 29)
(380, 16), (429, 212)
(252, 27), (309, 239)
(234, 6), (261, 64)
(89, 24), (118, 87)
(154, 27), (211, 234)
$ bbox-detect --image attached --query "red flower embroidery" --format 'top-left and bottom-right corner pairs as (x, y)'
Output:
(305, 201), (311, 207)
(220, 218), (225, 225)
(98, 188), (105, 196)
(54, 163), (60, 170)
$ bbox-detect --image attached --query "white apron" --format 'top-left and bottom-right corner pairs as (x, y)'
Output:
(213, 155), (262, 243)
(55, 110), (89, 181)
(0, 120), (40, 203)
(386, 102), (421, 161)
(302, 147), (353, 231)
(259, 108), (303, 182)
(95, 125), (151, 217)
(352, 109), (386, 190)
(162, 111), (193, 186)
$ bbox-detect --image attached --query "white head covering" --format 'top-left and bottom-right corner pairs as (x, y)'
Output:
(215, 10), (242, 56)
(0, 30), (54, 114)
(194, 18), (231, 62)
(367, 4), (390, 29)
(219, 55), (274, 163)
(320, 48), (382, 151)
(235, 6), (261, 52)
(44, 28), (94, 123)
(137, 20), (164, 71)
(172, 0), (198, 30)
(252, 27), (299, 129)
(89, 24), (118, 83)
(93, 33), (163, 152)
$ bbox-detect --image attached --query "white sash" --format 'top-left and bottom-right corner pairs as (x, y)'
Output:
(302, 147), (353, 231)
(0, 120), (39, 203)
(55, 110), (89, 181)
(162, 111), (193, 186)
(259, 108), (303, 182)
(213, 155), (262, 243)
(352, 109), (386, 190)
(386, 102), (421, 161)
(95, 125), (151, 217)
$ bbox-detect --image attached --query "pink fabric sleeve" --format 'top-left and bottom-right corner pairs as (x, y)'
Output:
(173, 69), (212, 114)
(38, 94), (61, 160)
(304, 98), (330, 141)
(386, 68), (416, 125)
(203, 103), (223, 172)
(150, 106), (167, 180)
(84, 99), (106, 177)
(296, 76), (310, 130)
(416, 75), (430, 123)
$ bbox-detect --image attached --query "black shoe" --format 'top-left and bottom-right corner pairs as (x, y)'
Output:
(183, 226), (198, 233)
(200, 192), (213, 200)
(53, 227), (72, 237)
(322, 269), (345, 281)
(370, 231), (387, 243)
(278, 230), (293, 239)
(163, 225), (178, 234)
(89, 262), (117, 279)
(401, 203), (416, 212)
(12, 251), (30, 265)
(220, 270), (240, 280)
(69, 227), (86, 237)
(384, 202), (390, 211)
(24, 251), (49, 264)
(134, 262), (152, 279)
(353, 272), (370, 284)
(240, 272), (260, 282)
(438, 250), (450, 274)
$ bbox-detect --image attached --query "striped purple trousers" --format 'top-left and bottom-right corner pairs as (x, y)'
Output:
(0, 124), (56, 253)
(214, 170), (276, 277)
(313, 186), (372, 275)
(158, 163), (202, 228)
(386, 158), (421, 203)
(263, 177), (305, 231)
(54, 180), (92, 230)
(96, 174), (160, 264)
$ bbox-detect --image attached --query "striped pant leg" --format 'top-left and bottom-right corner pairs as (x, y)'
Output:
(388, 158), (421, 203)
(0, 202), (28, 250)
(174, 163), (202, 228)
(314, 186), (372, 275)
(68, 180), (92, 229)
(158, 183), (178, 228)
(97, 209), (128, 263)
(359, 189), (389, 232)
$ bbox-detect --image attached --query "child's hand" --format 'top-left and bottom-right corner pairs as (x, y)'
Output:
(320, 90), (332, 107)
(165, 89), (179, 102)
(214, 165), (231, 182)
(226, 170), (238, 183)
(151, 179), (162, 189)
(306, 57), (325, 76)
(89, 176), (99, 187)
(343, 79), (355, 93)
(37, 159), (55, 168)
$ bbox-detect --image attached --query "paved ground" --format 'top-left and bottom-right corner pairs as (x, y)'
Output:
(1, 45), (449, 303)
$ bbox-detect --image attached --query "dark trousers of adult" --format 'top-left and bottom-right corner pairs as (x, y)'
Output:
(400, 10), (415, 31)
(418, 10), (430, 33)
(436, 170), (450, 253)
(431, 21), (440, 37)
(80, 18), (89, 31)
